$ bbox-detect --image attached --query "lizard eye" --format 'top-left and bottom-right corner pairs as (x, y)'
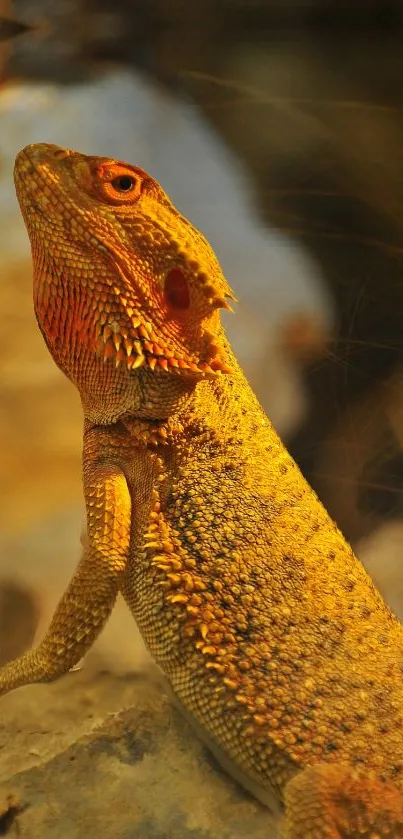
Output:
(111, 175), (136, 192)
(96, 165), (143, 204)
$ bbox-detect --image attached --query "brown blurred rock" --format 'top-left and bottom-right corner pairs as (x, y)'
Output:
(0, 580), (38, 665)
(313, 364), (403, 543)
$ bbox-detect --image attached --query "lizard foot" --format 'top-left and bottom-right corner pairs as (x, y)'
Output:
(282, 763), (403, 838)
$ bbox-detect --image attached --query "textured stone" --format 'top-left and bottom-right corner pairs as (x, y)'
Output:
(0, 678), (278, 838)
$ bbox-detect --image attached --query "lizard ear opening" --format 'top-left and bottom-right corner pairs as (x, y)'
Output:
(164, 268), (190, 310)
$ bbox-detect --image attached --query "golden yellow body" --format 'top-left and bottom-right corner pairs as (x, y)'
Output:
(1, 143), (403, 836)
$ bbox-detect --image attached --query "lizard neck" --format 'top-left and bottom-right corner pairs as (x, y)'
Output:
(79, 363), (198, 426)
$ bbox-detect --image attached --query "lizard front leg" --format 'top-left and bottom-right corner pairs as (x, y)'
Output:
(283, 763), (403, 837)
(0, 459), (131, 697)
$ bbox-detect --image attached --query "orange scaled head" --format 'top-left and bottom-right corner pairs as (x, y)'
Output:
(14, 143), (235, 422)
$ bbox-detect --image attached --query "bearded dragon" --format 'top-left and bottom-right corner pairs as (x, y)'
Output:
(1, 142), (403, 837)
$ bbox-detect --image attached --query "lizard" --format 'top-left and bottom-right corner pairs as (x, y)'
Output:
(1, 141), (403, 837)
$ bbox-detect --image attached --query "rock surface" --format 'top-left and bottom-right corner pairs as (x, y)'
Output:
(0, 672), (278, 838)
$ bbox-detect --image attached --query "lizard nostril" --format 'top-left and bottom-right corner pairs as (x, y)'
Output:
(52, 148), (69, 160)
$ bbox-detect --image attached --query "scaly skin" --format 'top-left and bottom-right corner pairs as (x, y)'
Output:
(2, 142), (403, 836)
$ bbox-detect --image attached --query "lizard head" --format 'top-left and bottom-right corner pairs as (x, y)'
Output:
(14, 143), (236, 422)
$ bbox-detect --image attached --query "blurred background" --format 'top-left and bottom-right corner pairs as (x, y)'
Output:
(2, 0), (403, 670)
